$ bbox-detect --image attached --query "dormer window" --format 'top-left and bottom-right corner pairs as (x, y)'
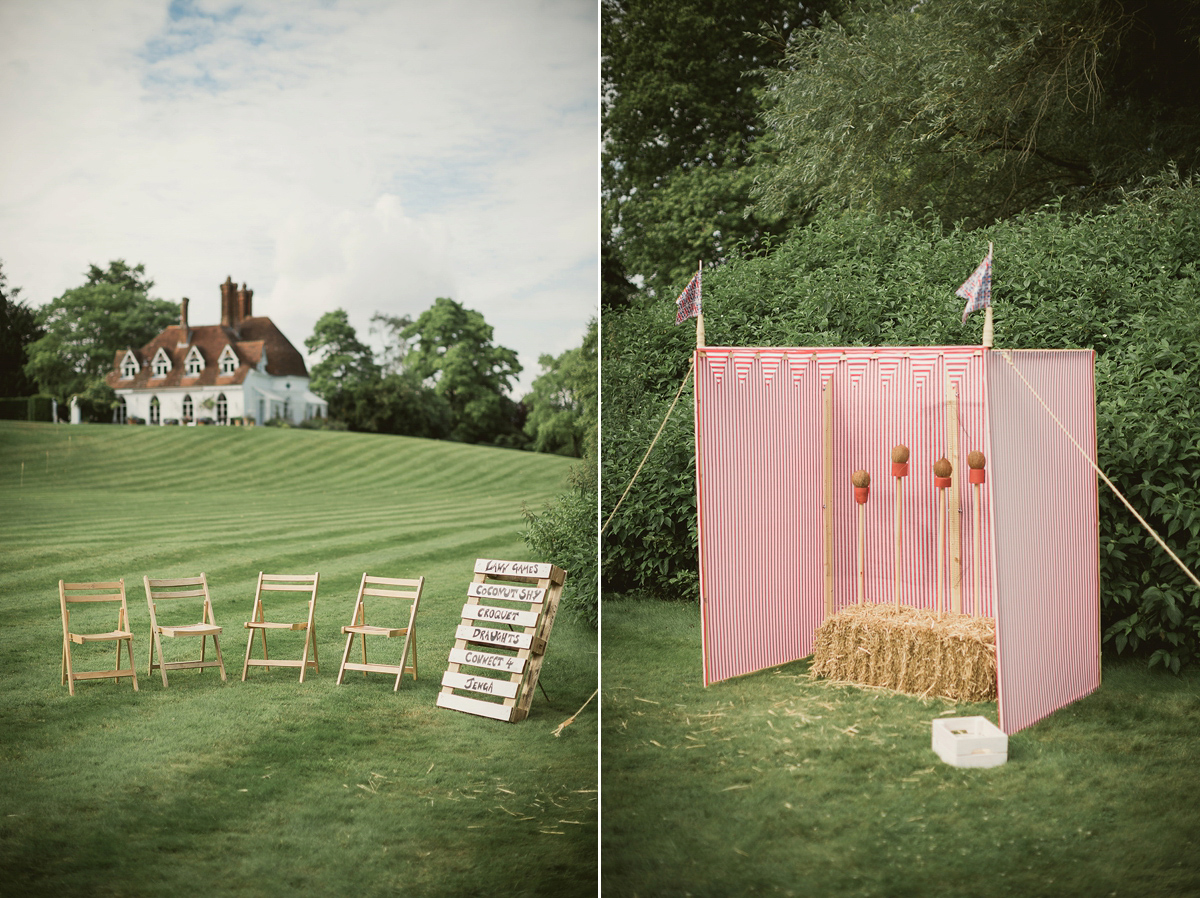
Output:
(120, 351), (139, 379)
(151, 348), (172, 377)
(184, 346), (204, 376)
(219, 346), (238, 375)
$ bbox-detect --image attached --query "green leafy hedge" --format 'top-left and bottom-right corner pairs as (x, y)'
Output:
(602, 187), (1200, 668)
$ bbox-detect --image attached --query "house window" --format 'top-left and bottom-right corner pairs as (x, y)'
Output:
(185, 348), (203, 375)
(121, 355), (138, 378)
(182, 395), (193, 420)
(115, 398), (127, 424)
(153, 350), (171, 377)
(149, 396), (160, 425)
(216, 393), (227, 425)
(219, 348), (237, 375)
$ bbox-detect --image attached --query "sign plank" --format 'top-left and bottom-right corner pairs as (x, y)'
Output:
(436, 691), (514, 722)
(460, 604), (540, 628)
(473, 559), (554, 580)
(448, 647), (527, 674)
(455, 624), (533, 650)
(466, 582), (546, 604)
(441, 670), (520, 699)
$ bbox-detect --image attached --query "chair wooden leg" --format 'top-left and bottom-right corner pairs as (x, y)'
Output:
(212, 634), (227, 682)
(62, 640), (74, 694)
(152, 630), (169, 687)
(299, 627), (312, 683)
(125, 637), (139, 692)
(242, 627), (257, 681)
(337, 631), (356, 685)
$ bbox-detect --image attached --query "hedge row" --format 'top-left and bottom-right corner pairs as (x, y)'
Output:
(602, 187), (1200, 670)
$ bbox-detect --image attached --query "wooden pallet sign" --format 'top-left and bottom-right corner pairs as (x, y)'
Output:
(436, 558), (567, 722)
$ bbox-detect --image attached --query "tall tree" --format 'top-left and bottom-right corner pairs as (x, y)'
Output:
(23, 261), (177, 407)
(754, 0), (1200, 225)
(524, 318), (597, 458)
(304, 309), (381, 400)
(401, 297), (522, 445)
(0, 262), (42, 397)
(602, 0), (840, 297)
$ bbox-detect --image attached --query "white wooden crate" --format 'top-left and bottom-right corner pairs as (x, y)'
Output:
(932, 716), (1008, 768)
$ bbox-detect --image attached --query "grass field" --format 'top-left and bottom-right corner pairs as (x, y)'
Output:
(0, 422), (597, 897)
(602, 599), (1200, 898)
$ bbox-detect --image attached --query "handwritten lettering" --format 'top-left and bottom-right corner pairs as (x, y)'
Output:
(470, 583), (544, 602)
(475, 606), (522, 622)
(464, 650), (515, 671)
(464, 676), (495, 694)
(471, 627), (522, 646)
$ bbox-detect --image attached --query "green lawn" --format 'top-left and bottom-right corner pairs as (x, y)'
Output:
(0, 422), (596, 897)
(602, 599), (1200, 898)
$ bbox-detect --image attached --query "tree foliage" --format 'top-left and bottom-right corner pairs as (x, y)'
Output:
(23, 261), (177, 407)
(602, 0), (839, 297)
(755, 0), (1200, 225)
(602, 187), (1200, 668)
(305, 309), (381, 400)
(524, 319), (597, 458)
(0, 262), (42, 398)
(401, 297), (523, 445)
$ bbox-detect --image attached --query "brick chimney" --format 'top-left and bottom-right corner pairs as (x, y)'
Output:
(178, 297), (191, 345)
(220, 276), (236, 328)
(236, 283), (253, 323)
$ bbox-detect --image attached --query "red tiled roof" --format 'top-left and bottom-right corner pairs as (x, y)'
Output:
(107, 317), (308, 390)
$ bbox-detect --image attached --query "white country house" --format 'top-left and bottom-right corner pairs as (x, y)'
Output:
(106, 277), (327, 426)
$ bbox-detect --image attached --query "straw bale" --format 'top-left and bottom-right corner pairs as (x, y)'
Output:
(811, 604), (996, 702)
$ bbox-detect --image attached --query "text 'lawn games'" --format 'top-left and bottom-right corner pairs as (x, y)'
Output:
(437, 559), (567, 722)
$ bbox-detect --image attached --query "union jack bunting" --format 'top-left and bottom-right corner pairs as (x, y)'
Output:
(675, 270), (701, 324)
(958, 243), (993, 323)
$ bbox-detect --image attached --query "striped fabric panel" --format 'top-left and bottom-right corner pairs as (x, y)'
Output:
(696, 346), (993, 686)
(986, 350), (1100, 734)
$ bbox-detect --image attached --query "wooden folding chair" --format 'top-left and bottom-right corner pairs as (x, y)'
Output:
(336, 574), (423, 691)
(242, 572), (320, 682)
(144, 574), (226, 687)
(59, 579), (138, 695)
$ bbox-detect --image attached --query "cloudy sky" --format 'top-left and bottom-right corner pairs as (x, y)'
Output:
(0, 0), (597, 396)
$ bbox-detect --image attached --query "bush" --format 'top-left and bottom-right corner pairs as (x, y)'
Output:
(602, 186), (1200, 666)
(524, 458), (598, 628)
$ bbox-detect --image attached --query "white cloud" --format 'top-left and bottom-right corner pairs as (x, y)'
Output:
(0, 0), (597, 396)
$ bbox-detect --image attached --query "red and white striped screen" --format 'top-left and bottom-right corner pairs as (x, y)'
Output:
(694, 346), (1099, 734)
(986, 350), (1100, 734)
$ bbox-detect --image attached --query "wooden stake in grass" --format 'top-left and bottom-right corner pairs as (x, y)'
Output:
(891, 445), (909, 608)
(967, 450), (986, 617)
(852, 470), (871, 604)
(933, 458), (953, 617)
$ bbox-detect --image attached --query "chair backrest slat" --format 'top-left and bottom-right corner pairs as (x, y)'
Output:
(362, 586), (421, 600)
(363, 575), (423, 588)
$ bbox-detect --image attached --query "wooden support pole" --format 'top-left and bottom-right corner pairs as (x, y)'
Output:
(891, 445), (909, 609)
(946, 372), (963, 614)
(973, 483), (983, 616)
(852, 470), (870, 605)
(894, 477), (903, 607)
(823, 381), (834, 618)
(857, 504), (866, 604)
(936, 490), (945, 617)
(933, 457), (953, 618)
(967, 449), (987, 618)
